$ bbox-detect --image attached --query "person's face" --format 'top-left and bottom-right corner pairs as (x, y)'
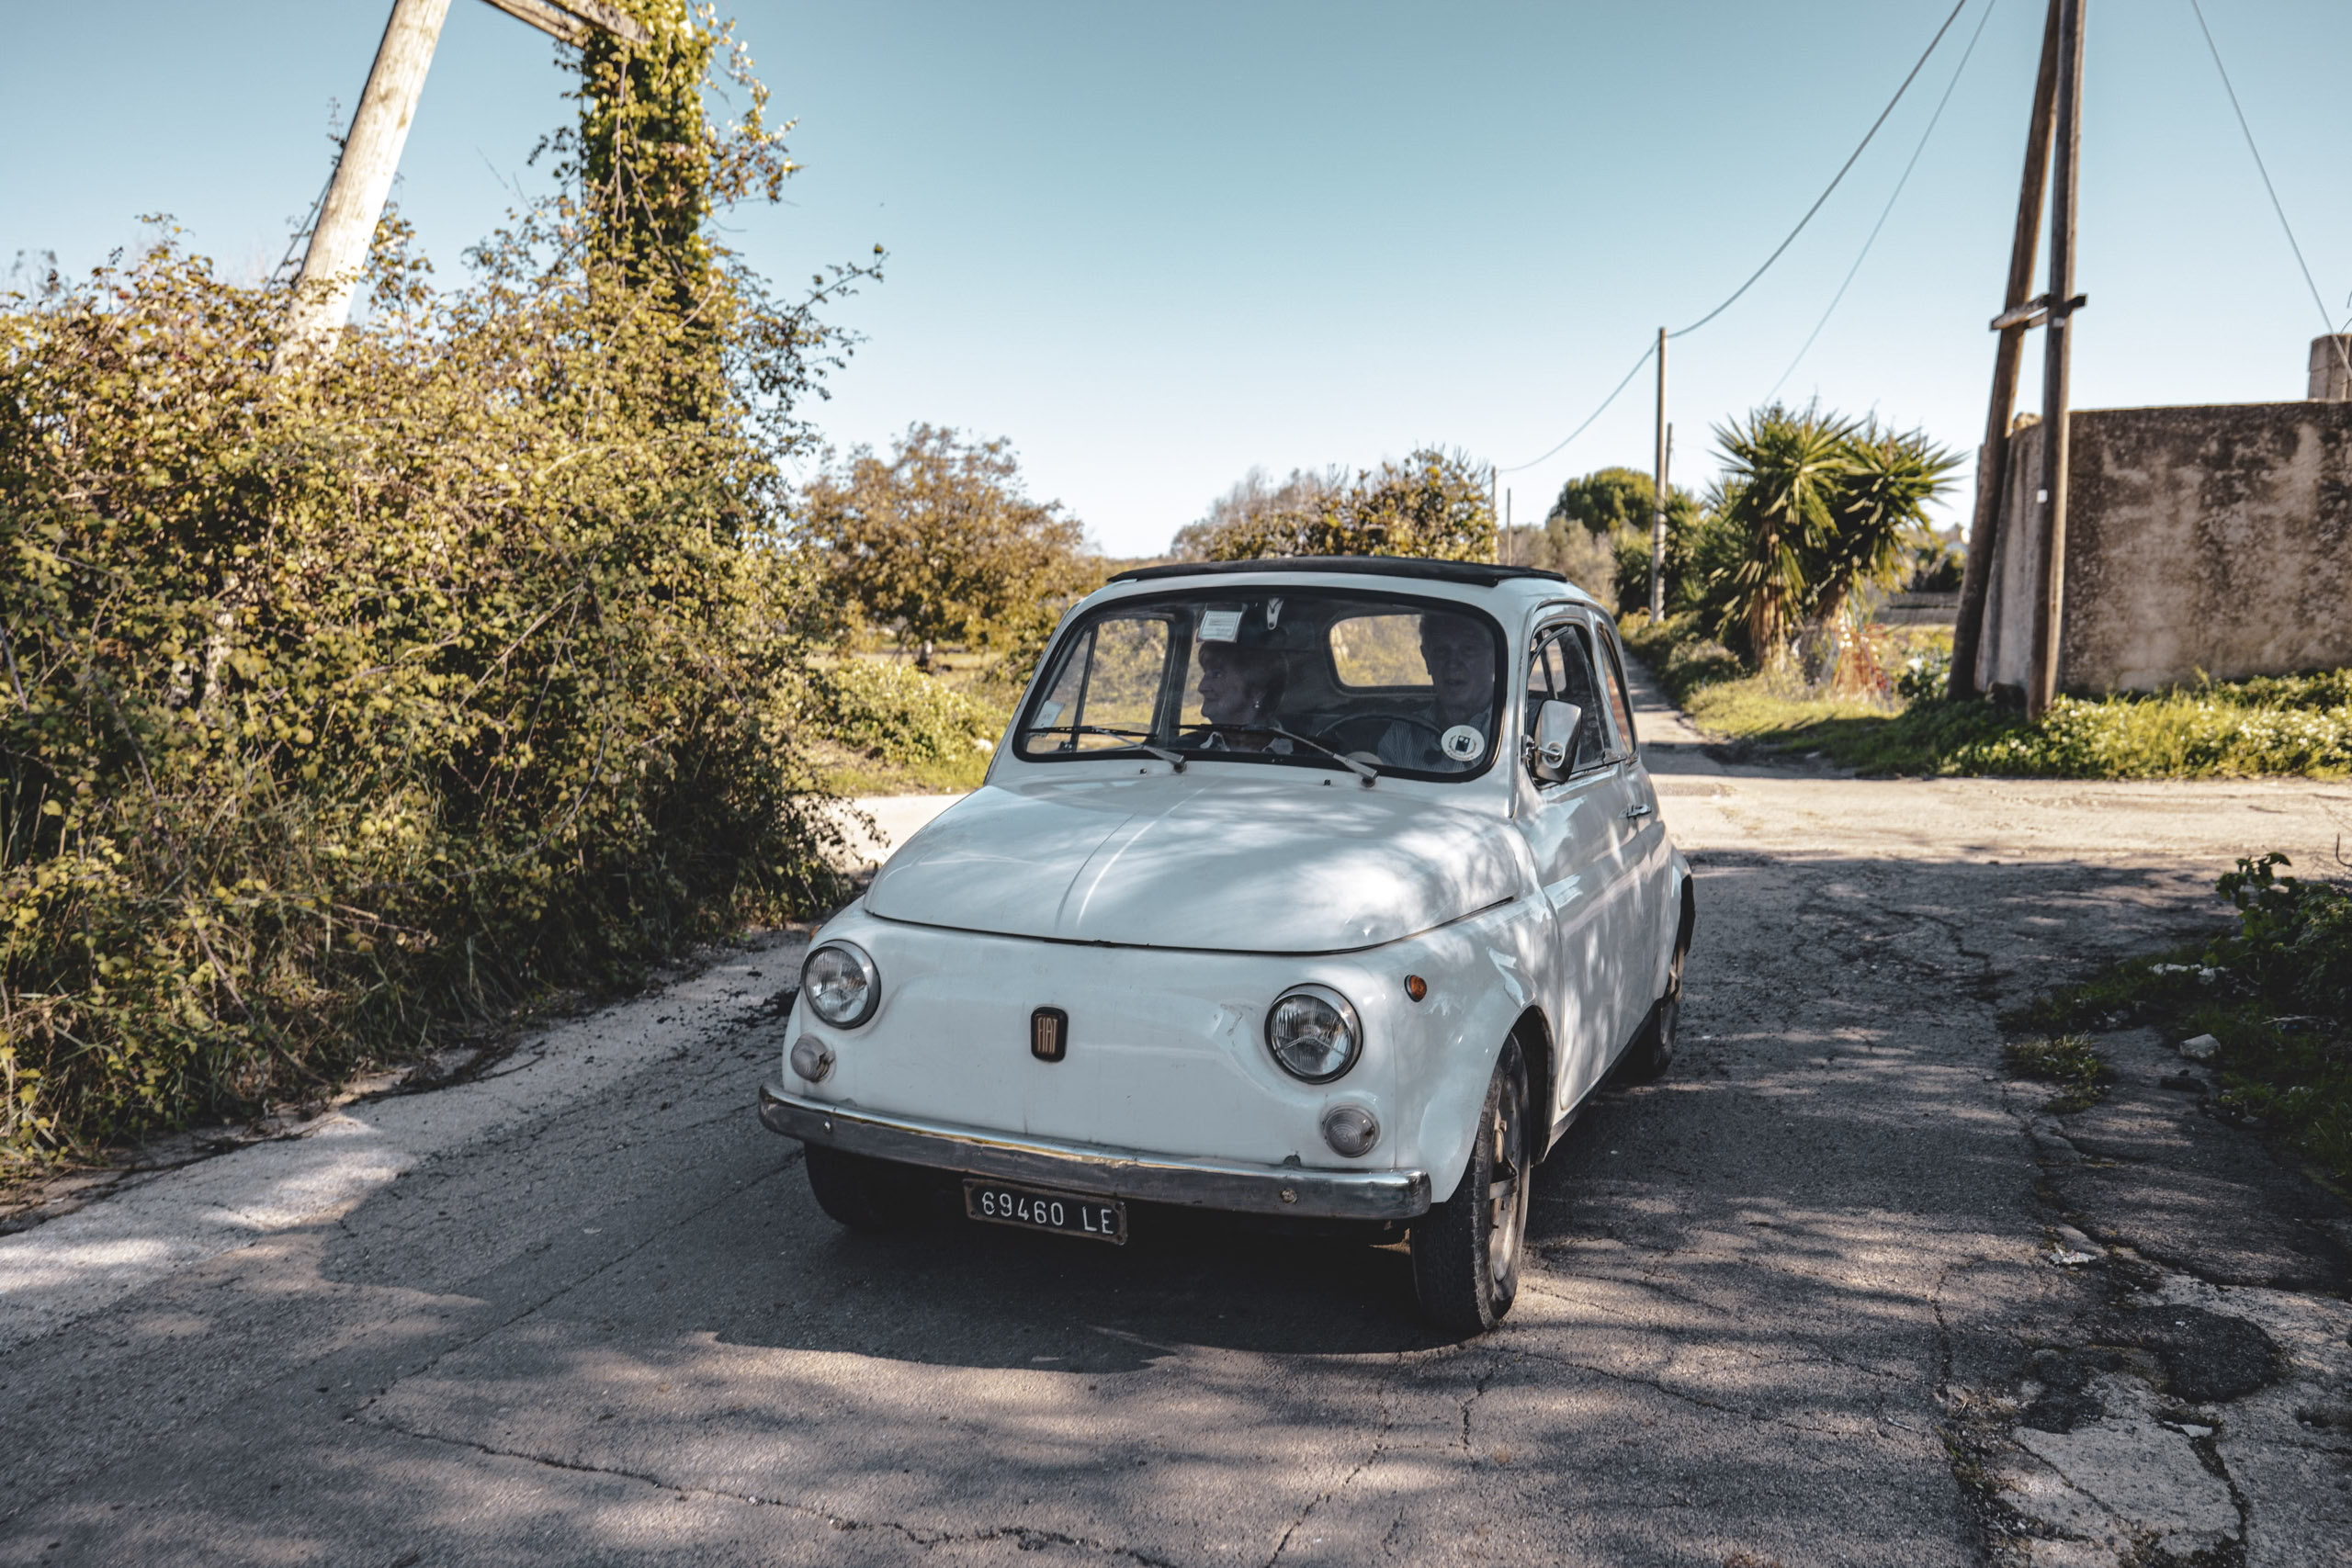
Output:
(1197, 653), (1256, 725)
(1420, 620), (1496, 716)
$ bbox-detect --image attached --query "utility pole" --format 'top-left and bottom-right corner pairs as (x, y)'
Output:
(1650, 326), (1668, 619)
(1949, 0), (2063, 700)
(274, 0), (650, 370)
(2028, 0), (2088, 719)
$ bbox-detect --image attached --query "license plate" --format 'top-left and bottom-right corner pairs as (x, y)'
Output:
(963, 1178), (1127, 1245)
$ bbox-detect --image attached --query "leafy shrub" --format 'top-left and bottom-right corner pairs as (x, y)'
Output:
(2020, 852), (2352, 1182)
(809, 660), (1001, 767)
(0, 4), (872, 1165)
(1894, 644), (1952, 704)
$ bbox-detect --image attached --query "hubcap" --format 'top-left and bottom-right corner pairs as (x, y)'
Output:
(1486, 1083), (1528, 1284)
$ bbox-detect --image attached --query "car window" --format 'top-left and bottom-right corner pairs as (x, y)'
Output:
(1021, 614), (1172, 755)
(1597, 632), (1638, 759)
(1016, 589), (1507, 781)
(1527, 623), (1611, 778)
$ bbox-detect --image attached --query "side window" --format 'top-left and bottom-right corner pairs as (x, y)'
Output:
(1528, 624), (1611, 778)
(1598, 634), (1638, 759)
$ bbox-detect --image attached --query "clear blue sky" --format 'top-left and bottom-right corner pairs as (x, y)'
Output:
(5, 0), (2346, 557)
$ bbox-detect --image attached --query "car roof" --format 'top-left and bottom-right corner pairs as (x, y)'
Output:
(1107, 556), (1566, 591)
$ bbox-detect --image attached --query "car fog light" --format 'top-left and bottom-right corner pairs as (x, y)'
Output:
(1321, 1104), (1379, 1158)
(801, 941), (879, 1027)
(788, 1033), (836, 1084)
(1265, 984), (1362, 1082)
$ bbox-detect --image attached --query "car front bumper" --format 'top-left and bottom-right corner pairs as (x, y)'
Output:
(760, 1083), (1432, 1221)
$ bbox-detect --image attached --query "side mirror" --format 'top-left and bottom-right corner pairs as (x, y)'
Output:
(1532, 700), (1582, 781)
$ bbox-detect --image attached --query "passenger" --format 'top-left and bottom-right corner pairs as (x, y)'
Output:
(1377, 614), (1496, 771)
(1192, 642), (1291, 751)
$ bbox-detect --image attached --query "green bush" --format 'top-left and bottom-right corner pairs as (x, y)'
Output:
(0, 4), (873, 1165)
(2020, 853), (2352, 1183)
(810, 660), (1001, 767)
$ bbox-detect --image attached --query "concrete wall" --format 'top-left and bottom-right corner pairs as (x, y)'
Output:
(1977, 400), (2352, 694)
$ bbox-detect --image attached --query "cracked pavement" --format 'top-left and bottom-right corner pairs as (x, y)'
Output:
(5, 681), (2352, 1565)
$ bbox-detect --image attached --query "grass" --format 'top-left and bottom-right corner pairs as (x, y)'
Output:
(1623, 613), (2352, 779)
(2002, 1033), (2115, 1113)
(805, 649), (1012, 796)
(2014, 853), (2352, 1186)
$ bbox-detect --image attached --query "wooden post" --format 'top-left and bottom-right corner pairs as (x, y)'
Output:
(2028, 0), (2087, 719)
(276, 0), (454, 367)
(1649, 327), (1668, 620)
(1948, 0), (2063, 699)
(274, 0), (650, 370)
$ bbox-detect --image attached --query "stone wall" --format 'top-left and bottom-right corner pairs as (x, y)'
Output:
(1976, 400), (2352, 694)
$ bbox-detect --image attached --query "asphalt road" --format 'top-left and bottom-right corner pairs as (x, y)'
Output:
(5, 692), (2351, 1566)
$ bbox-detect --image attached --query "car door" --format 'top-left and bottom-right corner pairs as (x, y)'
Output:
(1512, 614), (1645, 1124)
(1591, 618), (1673, 1010)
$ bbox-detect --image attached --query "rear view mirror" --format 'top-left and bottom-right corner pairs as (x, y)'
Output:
(1532, 700), (1582, 781)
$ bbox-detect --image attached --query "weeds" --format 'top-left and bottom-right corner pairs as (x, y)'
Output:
(1624, 612), (2352, 780)
(2018, 853), (2352, 1183)
(2003, 1034), (2114, 1113)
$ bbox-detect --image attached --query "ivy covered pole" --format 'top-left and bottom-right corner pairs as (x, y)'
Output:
(274, 0), (650, 370)
(275, 0), (453, 367)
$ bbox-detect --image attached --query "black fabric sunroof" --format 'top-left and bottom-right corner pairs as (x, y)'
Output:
(1106, 556), (1567, 588)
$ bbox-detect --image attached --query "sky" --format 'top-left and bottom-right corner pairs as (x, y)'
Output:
(5, 0), (2348, 558)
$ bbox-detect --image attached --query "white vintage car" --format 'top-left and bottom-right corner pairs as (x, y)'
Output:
(761, 557), (1693, 1330)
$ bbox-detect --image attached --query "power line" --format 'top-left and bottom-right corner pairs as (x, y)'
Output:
(1498, 0), (1971, 473)
(1770, 0), (1999, 400)
(1671, 0), (1972, 339)
(2186, 0), (2350, 380)
(1496, 341), (1656, 474)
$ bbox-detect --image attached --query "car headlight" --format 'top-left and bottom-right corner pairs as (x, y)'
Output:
(801, 942), (880, 1028)
(1264, 984), (1362, 1082)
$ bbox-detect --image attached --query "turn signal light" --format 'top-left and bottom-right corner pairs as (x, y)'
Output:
(1403, 975), (1428, 1002)
(788, 1033), (836, 1084)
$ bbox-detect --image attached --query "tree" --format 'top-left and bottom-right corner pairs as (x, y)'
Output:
(799, 424), (1092, 654)
(1683, 404), (1958, 663)
(1173, 466), (1343, 559)
(1549, 467), (1702, 616)
(1190, 447), (1495, 563)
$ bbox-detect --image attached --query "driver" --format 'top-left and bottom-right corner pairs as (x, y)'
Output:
(1377, 613), (1496, 771)
(1191, 642), (1291, 751)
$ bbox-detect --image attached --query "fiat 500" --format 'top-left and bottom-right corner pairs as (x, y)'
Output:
(760, 557), (1693, 1331)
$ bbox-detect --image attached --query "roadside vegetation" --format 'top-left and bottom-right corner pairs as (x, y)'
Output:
(0, 2), (891, 1169)
(2001, 1033), (2114, 1113)
(2016, 853), (2352, 1186)
(1590, 401), (2352, 780)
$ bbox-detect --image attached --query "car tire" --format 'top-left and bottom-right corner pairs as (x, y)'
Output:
(803, 1145), (928, 1232)
(1409, 1038), (1531, 1334)
(1617, 919), (1688, 1085)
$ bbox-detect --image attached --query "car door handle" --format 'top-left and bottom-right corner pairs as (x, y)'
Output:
(1623, 802), (1654, 821)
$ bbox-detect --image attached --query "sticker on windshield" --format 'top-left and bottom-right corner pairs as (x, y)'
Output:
(1441, 725), (1485, 761)
(1198, 609), (1242, 642)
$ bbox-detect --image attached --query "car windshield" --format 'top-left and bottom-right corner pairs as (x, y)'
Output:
(1014, 587), (1507, 781)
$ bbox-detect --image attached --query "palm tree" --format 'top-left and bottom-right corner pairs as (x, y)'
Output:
(1711, 404), (1857, 663)
(1810, 422), (1960, 627)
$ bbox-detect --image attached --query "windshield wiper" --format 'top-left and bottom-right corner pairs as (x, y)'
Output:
(1230, 726), (1380, 786)
(1041, 723), (1186, 772)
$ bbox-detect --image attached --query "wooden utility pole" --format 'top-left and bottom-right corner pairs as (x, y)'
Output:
(1948, 0), (2063, 699)
(274, 0), (650, 369)
(2028, 0), (2087, 718)
(1649, 327), (1668, 619)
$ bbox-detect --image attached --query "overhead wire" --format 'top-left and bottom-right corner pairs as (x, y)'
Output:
(1669, 0), (1972, 339)
(1498, 0), (1971, 473)
(2185, 0), (2350, 382)
(1769, 0), (1998, 400)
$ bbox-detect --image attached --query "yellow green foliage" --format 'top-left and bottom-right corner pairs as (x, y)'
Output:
(0, 5), (874, 1164)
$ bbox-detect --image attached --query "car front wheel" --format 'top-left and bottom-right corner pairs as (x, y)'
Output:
(1409, 1039), (1531, 1333)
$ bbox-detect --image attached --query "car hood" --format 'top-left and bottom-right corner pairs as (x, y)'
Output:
(865, 773), (1526, 953)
